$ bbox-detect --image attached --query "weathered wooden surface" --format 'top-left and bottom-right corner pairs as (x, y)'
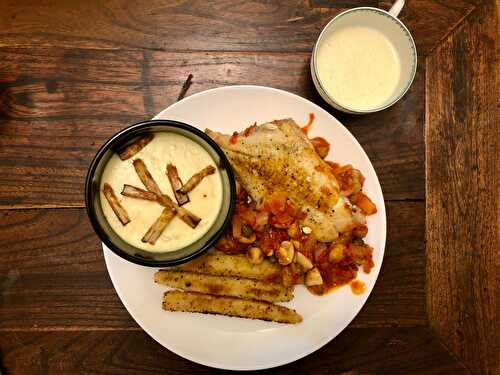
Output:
(0, 0), (493, 373)
(0, 328), (468, 375)
(0, 0), (476, 55)
(425, 1), (498, 374)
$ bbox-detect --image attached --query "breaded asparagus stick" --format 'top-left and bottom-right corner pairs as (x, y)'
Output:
(155, 270), (293, 303)
(175, 252), (282, 282)
(163, 291), (302, 324)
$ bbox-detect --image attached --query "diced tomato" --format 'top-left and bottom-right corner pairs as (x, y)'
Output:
(235, 206), (257, 227)
(229, 131), (239, 144)
(243, 122), (257, 136)
(325, 160), (341, 172)
(214, 234), (248, 254)
(335, 164), (353, 174)
(325, 263), (358, 287)
(330, 165), (365, 196)
(363, 259), (374, 273)
(262, 192), (287, 215)
(286, 201), (306, 220)
(313, 242), (329, 264)
(345, 243), (374, 273)
(353, 224), (368, 238)
(310, 136), (330, 158)
(269, 212), (295, 228)
(346, 243), (371, 260)
(351, 192), (377, 215)
(258, 227), (288, 255)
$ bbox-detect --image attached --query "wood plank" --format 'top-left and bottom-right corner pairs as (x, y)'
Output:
(0, 209), (136, 330)
(0, 48), (424, 207)
(425, 2), (498, 375)
(0, 203), (425, 330)
(379, 0), (477, 55)
(0, 0), (349, 52)
(0, 328), (468, 374)
(0, 0), (477, 56)
(351, 201), (426, 327)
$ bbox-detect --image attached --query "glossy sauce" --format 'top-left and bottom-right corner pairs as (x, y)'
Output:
(316, 25), (401, 110)
(350, 280), (366, 295)
(100, 133), (223, 252)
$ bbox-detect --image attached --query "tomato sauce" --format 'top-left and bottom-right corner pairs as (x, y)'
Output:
(301, 113), (315, 135)
(214, 122), (376, 296)
(229, 131), (239, 144)
(350, 280), (366, 295)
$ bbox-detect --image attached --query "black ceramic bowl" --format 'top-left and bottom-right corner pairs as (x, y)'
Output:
(85, 119), (236, 267)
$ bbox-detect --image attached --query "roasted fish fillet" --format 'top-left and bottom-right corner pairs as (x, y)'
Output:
(206, 119), (364, 241)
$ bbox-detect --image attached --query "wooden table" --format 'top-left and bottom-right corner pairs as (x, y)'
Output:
(0, 1), (496, 374)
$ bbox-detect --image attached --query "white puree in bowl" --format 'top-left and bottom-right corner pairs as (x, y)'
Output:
(317, 25), (401, 110)
(100, 132), (223, 252)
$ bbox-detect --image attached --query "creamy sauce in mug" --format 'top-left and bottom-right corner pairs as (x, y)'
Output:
(316, 25), (401, 110)
(100, 133), (223, 252)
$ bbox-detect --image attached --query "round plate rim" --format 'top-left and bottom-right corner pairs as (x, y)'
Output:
(103, 85), (387, 371)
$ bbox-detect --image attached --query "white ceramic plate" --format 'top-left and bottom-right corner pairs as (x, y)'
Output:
(103, 86), (386, 371)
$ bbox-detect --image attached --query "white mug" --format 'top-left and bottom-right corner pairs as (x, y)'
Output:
(311, 0), (417, 114)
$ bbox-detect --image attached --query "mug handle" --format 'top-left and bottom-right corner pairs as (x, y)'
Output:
(388, 0), (405, 18)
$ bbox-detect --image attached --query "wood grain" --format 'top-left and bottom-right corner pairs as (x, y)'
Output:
(0, 48), (424, 207)
(380, 0), (477, 55)
(0, 1), (477, 56)
(0, 0), (347, 52)
(0, 209), (136, 330)
(351, 201), (426, 327)
(0, 203), (425, 330)
(0, 328), (468, 374)
(425, 1), (498, 374)
(1, 1), (491, 373)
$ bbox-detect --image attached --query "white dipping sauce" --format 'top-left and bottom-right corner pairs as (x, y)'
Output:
(316, 25), (401, 110)
(100, 133), (223, 252)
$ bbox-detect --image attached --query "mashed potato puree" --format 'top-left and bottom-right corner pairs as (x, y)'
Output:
(100, 132), (223, 252)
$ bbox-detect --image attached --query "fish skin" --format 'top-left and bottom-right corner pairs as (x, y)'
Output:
(206, 119), (361, 242)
